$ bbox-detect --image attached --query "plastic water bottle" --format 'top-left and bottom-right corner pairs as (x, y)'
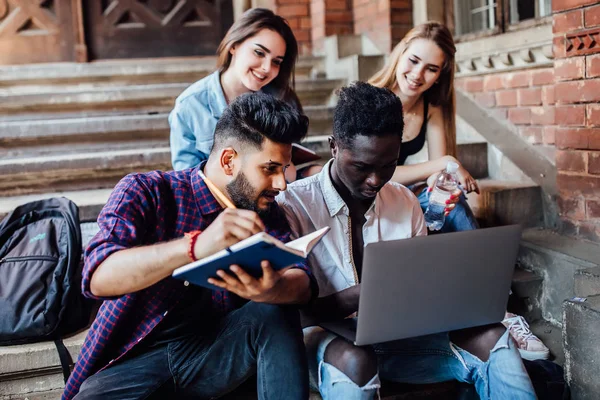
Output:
(424, 161), (459, 231)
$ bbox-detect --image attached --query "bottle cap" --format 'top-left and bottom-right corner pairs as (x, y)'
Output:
(446, 161), (459, 173)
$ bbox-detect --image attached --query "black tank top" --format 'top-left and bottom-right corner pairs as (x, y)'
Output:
(398, 98), (428, 166)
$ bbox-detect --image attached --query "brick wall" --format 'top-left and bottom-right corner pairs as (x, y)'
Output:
(352, 0), (411, 53)
(553, 0), (600, 242)
(456, 68), (558, 146)
(311, 0), (354, 54)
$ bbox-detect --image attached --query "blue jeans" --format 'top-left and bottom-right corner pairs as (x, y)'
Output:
(304, 326), (536, 400)
(75, 302), (308, 400)
(416, 187), (479, 232)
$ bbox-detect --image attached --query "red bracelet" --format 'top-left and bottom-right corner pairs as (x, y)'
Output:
(185, 230), (202, 262)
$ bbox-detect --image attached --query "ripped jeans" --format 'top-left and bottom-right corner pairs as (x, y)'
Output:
(304, 326), (536, 400)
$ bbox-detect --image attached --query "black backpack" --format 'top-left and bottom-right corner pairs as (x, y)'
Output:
(0, 197), (95, 381)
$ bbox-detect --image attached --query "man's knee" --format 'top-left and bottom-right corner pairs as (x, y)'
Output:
(450, 323), (507, 362)
(323, 338), (378, 386)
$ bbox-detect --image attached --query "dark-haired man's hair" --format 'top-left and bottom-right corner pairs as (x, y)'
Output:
(212, 92), (309, 154)
(333, 82), (404, 148)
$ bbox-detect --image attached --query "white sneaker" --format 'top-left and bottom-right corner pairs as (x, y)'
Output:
(502, 312), (550, 360)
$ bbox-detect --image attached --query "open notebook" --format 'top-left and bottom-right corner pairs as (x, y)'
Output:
(172, 227), (329, 289)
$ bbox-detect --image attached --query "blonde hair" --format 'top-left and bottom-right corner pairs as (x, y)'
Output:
(369, 22), (457, 157)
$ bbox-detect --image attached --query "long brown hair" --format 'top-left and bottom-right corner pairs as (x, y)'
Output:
(369, 22), (457, 157)
(216, 8), (298, 103)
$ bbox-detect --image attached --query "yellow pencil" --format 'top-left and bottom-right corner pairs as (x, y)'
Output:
(198, 170), (237, 209)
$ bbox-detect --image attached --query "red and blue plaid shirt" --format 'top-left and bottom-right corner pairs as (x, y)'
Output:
(63, 166), (316, 399)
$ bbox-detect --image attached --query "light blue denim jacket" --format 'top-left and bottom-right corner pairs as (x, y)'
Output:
(169, 71), (228, 171)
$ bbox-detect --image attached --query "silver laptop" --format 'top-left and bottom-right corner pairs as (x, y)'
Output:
(320, 225), (522, 346)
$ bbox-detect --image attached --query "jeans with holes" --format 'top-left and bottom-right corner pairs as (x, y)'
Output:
(75, 302), (308, 400)
(416, 187), (479, 232)
(304, 326), (536, 400)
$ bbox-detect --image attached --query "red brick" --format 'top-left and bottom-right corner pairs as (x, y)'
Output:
(531, 106), (556, 125)
(554, 9), (584, 34)
(508, 108), (531, 125)
(325, 11), (353, 23)
(518, 88), (543, 106)
(584, 3), (600, 27)
(555, 79), (600, 104)
(556, 127), (600, 149)
(464, 77), (484, 92)
(542, 85), (556, 105)
(300, 17), (312, 29)
(555, 57), (586, 81)
(326, 0), (351, 11)
(590, 152), (600, 173)
(556, 149), (588, 172)
(293, 29), (311, 42)
(586, 199), (600, 218)
(475, 92), (495, 108)
(557, 173), (600, 195)
(587, 54), (600, 78)
(503, 71), (531, 88)
(558, 196), (586, 219)
(483, 75), (505, 91)
(520, 127), (544, 143)
(390, 0), (411, 8)
(586, 104), (600, 127)
(554, 36), (567, 60)
(544, 126), (557, 144)
(496, 90), (518, 107)
(286, 17), (300, 29)
(553, 0), (598, 12)
(278, 4), (309, 17)
(531, 69), (555, 86)
(556, 105), (587, 126)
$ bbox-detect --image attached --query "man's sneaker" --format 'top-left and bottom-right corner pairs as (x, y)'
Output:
(502, 312), (550, 361)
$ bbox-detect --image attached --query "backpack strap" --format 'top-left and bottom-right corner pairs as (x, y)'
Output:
(54, 339), (73, 384)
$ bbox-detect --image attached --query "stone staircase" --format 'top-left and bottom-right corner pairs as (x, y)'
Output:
(0, 49), (597, 399)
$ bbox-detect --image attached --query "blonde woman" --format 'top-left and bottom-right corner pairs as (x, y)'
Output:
(370, 22), (549, 360)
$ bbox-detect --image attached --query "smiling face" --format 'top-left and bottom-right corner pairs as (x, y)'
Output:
(331, 134), (402, 202)
(226, 138), (291, 217)
(395, 38), (445, 97)
(229, 29), (286, 92)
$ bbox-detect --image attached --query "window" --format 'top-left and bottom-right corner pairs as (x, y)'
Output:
(508, 0), (551, 24)
(448, 0), (551, 39)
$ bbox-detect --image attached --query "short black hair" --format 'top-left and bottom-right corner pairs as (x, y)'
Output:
(212, 92), (309, 154)
(333, 82), (404, 148)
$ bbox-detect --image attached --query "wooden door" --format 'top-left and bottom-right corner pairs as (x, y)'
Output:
(0, 0), (77, 65)
(84, 0), (233, 60)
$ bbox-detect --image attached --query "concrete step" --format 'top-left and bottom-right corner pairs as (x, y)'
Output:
(0, 106), (334, 152)
(574, 267), (600, 298)
(0, 79), (343, 116)
(465, 179), (543, 228)
(0, 330), (87, 400)
(518, 228), (600, 324)
(0, 56), (323, 87)
(0, 148), (172, 197)
(507, 268), (544, 323)
(563, 295), (600, 399)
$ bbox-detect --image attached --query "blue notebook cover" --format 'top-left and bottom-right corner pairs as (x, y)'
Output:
(172, 227), (329, 289)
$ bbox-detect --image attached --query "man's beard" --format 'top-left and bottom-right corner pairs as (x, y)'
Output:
(226, 171), (278, 219)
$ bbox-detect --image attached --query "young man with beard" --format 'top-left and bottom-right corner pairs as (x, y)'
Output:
(276, 82), (536, 400)
(64, 92), (317, 400)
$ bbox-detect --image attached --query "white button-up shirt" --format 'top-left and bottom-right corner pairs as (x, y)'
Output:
(276, 160), (427, 298)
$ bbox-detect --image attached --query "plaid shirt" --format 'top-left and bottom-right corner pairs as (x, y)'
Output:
(63, 165), (316, 399)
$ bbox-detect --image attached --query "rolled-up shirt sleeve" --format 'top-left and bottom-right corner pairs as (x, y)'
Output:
(82, 175), (151, 300)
